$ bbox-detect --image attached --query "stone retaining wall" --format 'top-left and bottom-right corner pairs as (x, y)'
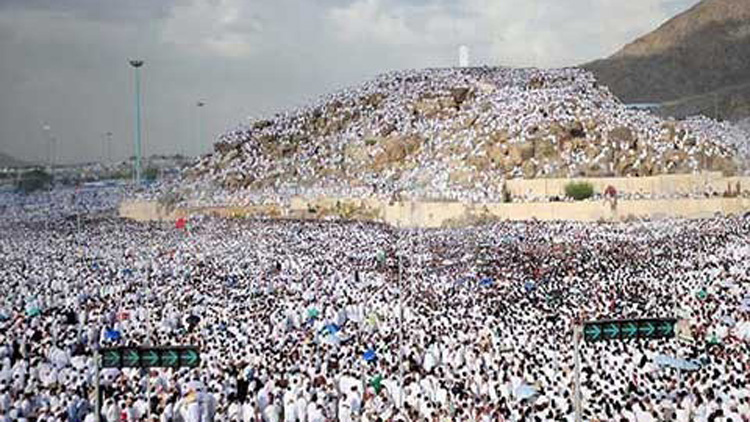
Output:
(120, 196), (750, 228)
(504, 172), (750, 198)
(119, 173), (750, 227)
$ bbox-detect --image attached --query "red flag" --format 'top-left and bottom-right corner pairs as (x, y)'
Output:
(175, 218), (187, 230)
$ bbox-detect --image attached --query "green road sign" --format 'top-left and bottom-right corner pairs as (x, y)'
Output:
(643, 321), (658, 337)
(622, 322), (637, 338)
(161, 349), (179, 367)
(584, 324), (601, 341)
(657, 321), (673, 336)
(100, 346), (200, 368)
(102, 349), (121, 367)
(603, 323), (619, 339)
(180, 348), (200, 368)
(141, 349), (159, 367)
(123, 348), (140, 367)
(583, 318), (676, 342)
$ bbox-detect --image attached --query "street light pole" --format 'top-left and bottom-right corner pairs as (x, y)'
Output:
(574, 324), (582, 422)
(103, 132), (113, 164)
(42, 124), (55, 230)
(42, 124), (55, 177)
(196, 101), (205, 157)
(94, 350), (101, 422)
(129, 60), (144, 185)
(397, 224), (404, 409)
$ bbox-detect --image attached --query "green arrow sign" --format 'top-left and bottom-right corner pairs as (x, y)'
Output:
(622, 322), (638, 338)
(141, 349), (159, 367)
(101, 346), (200, 368)
(639, 321), (655, 337)
(123, 349), (140, 367)
(102, 349), (121, 368)
(583, 318), (677, 343)
(603, 323), (619, 339)
(161, 349), (179, 367)
(657, 321), (674, 337)
(180, 348), (200, 367)
(584, 324), (601, 341)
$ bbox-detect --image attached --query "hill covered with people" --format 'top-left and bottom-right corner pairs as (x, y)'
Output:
(176, 67), (746, 204)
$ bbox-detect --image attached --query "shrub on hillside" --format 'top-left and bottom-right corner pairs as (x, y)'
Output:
(501, 183), (512, 203)
(565, 181), (594, 200)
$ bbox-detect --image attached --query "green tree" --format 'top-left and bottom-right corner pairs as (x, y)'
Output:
(564, 181), (595, 200)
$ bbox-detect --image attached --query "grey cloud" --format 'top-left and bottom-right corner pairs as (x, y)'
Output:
(0, 0), (186, 22)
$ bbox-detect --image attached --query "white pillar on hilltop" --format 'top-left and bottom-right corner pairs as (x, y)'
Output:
(459, 45), (470, 68)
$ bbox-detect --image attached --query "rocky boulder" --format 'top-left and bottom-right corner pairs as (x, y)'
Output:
(451, 87), (472, 106)
(373, 135), (423, 169)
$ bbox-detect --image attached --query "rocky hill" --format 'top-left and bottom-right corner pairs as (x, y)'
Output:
(585, 0), (750, 120)
(178, 67), (746, 203)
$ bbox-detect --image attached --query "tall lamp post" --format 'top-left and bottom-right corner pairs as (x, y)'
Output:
(103, 132), (113, 164)
(42, 123), (56, 230)
(42, 124), (56, 182)
(196, 100), (205, 156)
(129, 60), (144, 185)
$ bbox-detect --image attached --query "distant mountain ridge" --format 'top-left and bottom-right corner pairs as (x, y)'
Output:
(585, 0), (750, 120)
(0, 151), (31, 168)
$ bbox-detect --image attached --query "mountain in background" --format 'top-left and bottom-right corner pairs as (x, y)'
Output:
(585, 0), (750, 121)
(0, 151), (32, 168)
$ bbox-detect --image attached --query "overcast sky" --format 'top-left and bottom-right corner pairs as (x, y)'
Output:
(0, 0), (699, 164)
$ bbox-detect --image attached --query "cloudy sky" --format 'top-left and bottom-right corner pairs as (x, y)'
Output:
(0, 0), (699, 164)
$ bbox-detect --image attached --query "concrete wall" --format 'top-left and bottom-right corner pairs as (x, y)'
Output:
(504, 172), (750, 198)
(119, 201), (285, 222)
(119, 173), (750, 227)
(120, 196), (750, 228)
(375, 198), (749, 228)
(119, 200), (176, 221)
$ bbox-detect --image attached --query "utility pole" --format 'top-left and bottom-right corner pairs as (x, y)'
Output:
(94, 350), (101, 422)
(103, 132), (113, 164)
(42, 124), (55, 230)
(573, 324), (582, 422)
(397, 223), (404, 409)
(129, 60), (144, 185)
(42, 124), (56, 180)
(196, 101), (205, 157)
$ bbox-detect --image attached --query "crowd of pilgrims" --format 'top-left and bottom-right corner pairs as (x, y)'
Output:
(0, 203), (749, 422)
(0, 185), (123, 224)
(176, 67), (749, 206)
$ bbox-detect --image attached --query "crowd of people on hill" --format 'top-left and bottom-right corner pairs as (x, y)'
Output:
(1, 205), (748, 422)
(170, 67), (749, 208)
(3, 65), (750, 421)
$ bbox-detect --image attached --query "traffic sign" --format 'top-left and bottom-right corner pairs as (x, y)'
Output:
(583, 318), (677, 342)
(141, 349), (159, 367)
(161, 349), (179, 367)
(102, 349), (121, 367)
(122, 348), (140, 367)
(100, 346), (200, 368)
(180, 348), (200, 368)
